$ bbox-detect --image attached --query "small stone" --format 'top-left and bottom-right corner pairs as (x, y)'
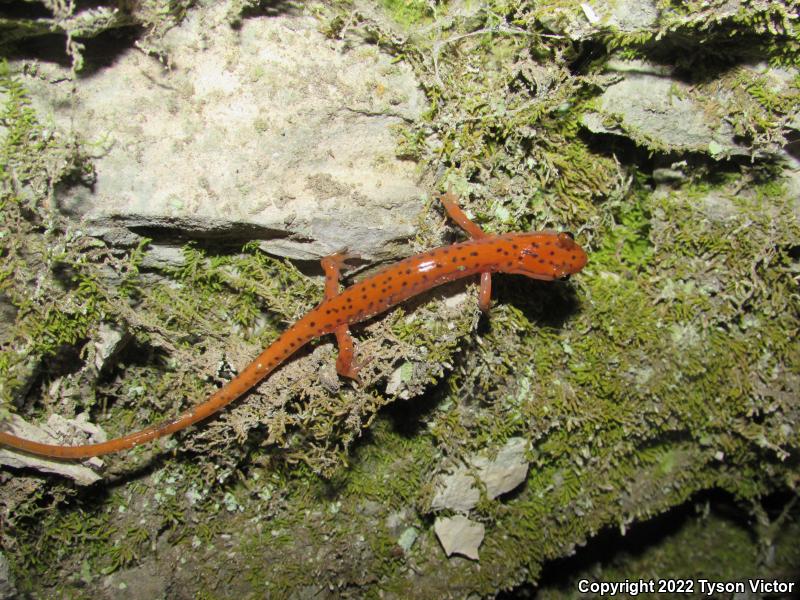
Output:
(434, 515), (485, 561)
(397, 527), (418, 552)
(430, 470), (480, 512)
(473, 437), (529, 499)
(430, 437), (529, 512)
(93, 322), (128, 371)
(386, 362), (414, 399)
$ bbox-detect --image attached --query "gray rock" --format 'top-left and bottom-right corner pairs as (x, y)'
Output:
(430, 469), (481, 512)
(433, 515), (485, 561)
(93, 322), (129, 372)
(582, 60), (750, 157)
(541, 0), (660, 40)
(472, 437), (529, 499)
(19, 2), (427, 262)
(430, 437), (530, 512)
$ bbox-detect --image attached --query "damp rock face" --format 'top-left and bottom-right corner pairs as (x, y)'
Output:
(581, 59), (795, 159)
(21, 3), (427, 262)
(581, 60), (748, 157)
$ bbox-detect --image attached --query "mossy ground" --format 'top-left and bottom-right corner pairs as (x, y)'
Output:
(1, 0), (799, 598)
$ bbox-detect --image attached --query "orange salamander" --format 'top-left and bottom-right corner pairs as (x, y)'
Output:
(0, 192), (588, 460)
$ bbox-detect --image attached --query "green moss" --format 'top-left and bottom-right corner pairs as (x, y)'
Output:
(4, 1), (800, 598)
(378, 0), (433, 28)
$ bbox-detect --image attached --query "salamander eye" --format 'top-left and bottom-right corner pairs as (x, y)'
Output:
(556, 231), (577, 249)
(559, 274), (571, 281)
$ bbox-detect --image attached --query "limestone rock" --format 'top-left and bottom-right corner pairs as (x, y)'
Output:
(581, 60), (750, 157)
(93, 322), (129, 372)
(19, 3), (427, 262)
(472, 436), (529, 499)
(430, 437), (530, 512)
(430, 469), (481, 512)
(433, 515), (485, 561)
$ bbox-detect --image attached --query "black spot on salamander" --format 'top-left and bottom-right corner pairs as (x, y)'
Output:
(506, 261), (513, 267)
(402, 281), (408, 287)
(451, 257), (458, 263)
(443, 249), (450, 254)
(539, 258), (546, 263)
(470, 251), (478, 257)
(511, 244), (518, 250)
(405, 268), (412, 274)
(325, 309), (331, 314)
(571, 254), (577, 260)
(496, 247), (503, 253)
(549, 250), (555, 256)
(310, 321), (316, 327)
(361, 294), (367, 300)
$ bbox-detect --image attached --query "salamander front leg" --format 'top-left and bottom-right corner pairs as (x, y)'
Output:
(479, 272), (492, 312)
(320, 253), (361, 382)
(439, 190), (493, 313)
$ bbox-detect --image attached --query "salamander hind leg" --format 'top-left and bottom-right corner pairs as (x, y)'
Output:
(321, 253), (362, 382)
(333, 325), (361, 381)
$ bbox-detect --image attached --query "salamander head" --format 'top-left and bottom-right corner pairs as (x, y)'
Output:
(508, 231), (588, 281)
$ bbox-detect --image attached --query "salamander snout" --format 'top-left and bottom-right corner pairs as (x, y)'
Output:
(510, 232), (588, 281)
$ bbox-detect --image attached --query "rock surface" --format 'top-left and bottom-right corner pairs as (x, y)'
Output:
(581, 60), (750, 157)
(431, 437), (530, 512)
(434, 515), (485, 561)
(22, 3), (427, 262)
